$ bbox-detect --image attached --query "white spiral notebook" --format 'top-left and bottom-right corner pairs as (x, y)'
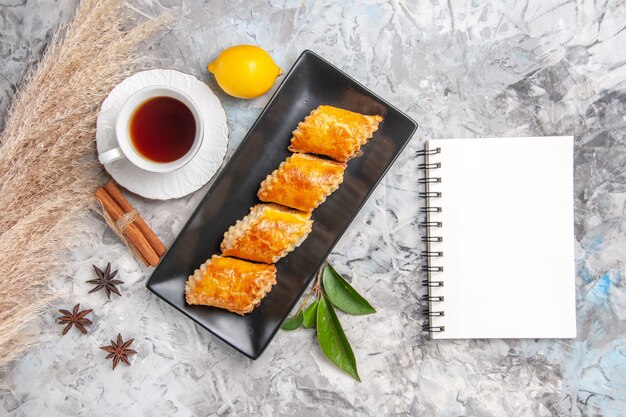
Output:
(420, 136), (576, 339)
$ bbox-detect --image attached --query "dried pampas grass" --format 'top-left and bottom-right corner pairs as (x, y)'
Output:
(0, 0), (170, 368)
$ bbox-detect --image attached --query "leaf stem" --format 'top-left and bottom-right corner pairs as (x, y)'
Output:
(296, 262), (325, 315)
(313, 262), (324, 297)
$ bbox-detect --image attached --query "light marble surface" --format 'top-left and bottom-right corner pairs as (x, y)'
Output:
(1, 0), (625, 416)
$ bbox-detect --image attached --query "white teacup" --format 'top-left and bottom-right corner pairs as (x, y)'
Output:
(98, 85), (204, 173)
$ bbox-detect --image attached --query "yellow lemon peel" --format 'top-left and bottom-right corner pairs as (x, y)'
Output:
(208, 45), (282, 99)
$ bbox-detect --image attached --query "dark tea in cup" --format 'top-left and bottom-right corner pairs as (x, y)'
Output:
(129, 96), (196, 163)
(101, 85), (204, 173)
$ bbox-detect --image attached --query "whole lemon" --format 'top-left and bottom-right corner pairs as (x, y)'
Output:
(208, 45), (282, 99)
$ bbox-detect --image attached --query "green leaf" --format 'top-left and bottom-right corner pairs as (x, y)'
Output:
(280, 310), (303, 330)
(303, 299), (319, 328)
(322, 264), (376, 315)
(316, 295), (360, 381)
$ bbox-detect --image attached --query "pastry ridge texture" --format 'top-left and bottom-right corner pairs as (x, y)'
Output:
(185, 255), (277, 315)
(221, 204), (313, 264)
(257, 153), (346, 212)
(288, 105), (383, 162)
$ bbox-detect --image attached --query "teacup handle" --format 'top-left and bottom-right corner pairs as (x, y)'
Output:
(99, 147), (124, 165)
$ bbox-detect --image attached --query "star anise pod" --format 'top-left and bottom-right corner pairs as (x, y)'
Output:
(87, 262), (124, 299)
(57, 303), (93, 335)
(100, 333), (137, 370)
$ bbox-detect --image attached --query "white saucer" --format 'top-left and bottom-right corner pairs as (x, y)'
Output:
(96, 69), (229, 200)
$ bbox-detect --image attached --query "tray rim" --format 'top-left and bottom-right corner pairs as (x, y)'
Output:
(146, 49), (418, 359)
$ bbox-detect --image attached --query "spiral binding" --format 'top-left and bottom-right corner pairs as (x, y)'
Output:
(418, 146), (445, 334)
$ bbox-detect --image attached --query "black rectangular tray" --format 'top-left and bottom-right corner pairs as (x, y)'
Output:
(147, 50), (417, 359)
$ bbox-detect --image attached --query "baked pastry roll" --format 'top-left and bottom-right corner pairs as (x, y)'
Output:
(221, 204), (313, 264)
(258, 153), (346, 212)
(185, 255), (277, 315)
(288, 105), (383, 162)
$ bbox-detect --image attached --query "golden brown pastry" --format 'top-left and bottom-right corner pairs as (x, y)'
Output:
(257, 153), (346, 212)
(288, 105), (383, 162)
(185, 255), (277, 315)
(221, 204), (313, 264)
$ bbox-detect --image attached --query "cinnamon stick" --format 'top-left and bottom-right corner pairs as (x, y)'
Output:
(94, 188), (160, 267)
(104, 181), (167, 257)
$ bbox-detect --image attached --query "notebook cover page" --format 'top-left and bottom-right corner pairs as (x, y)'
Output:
(425, 137), (576, 339)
